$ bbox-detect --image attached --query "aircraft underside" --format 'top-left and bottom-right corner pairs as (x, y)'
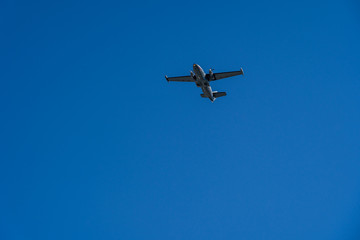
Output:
(165, 64), (244, 102)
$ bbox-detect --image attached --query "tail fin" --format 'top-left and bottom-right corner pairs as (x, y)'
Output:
(213, 91), (227, 98)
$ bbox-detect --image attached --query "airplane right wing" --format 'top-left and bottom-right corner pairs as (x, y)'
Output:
(209, 68), (244, 81)
(165, 75), (195, 82)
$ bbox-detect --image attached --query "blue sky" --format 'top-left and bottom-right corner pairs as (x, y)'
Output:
(1, 0), (360, 239)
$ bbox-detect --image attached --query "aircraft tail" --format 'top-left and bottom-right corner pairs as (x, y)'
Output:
(213, 91), (227, 98)
(200, 91), (227, 99)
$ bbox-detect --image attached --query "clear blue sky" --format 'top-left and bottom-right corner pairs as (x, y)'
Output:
(1, 0), (360, 239)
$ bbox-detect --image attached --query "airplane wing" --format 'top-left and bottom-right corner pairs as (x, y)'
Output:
(208, 68), (244, 81)
(165, 75), (195, 82)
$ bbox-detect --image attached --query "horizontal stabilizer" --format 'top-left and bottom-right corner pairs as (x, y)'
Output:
(200, 92), (227, 98)
(213, 91), (227, 98)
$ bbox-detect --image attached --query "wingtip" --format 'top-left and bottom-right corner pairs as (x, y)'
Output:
(165, 75), (169, 82)
(240, 68), (244, 75)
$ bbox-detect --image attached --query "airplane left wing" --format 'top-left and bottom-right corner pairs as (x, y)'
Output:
(165, 75), (195, 82)
(208, 68), (244, 81)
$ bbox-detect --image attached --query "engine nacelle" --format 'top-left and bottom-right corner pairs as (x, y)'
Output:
(190, 71), (196, 80)
(208, 69), (215, 80)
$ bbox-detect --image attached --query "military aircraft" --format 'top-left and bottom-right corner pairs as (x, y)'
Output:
(165, 64), (244, 102)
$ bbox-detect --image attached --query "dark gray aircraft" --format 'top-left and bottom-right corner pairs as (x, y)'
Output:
(165, 64), (244, 102)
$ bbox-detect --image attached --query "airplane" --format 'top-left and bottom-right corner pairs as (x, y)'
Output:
(165, 64), (244, 102)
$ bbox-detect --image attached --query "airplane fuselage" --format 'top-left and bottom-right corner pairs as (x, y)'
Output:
(192, 64), (214, 101)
